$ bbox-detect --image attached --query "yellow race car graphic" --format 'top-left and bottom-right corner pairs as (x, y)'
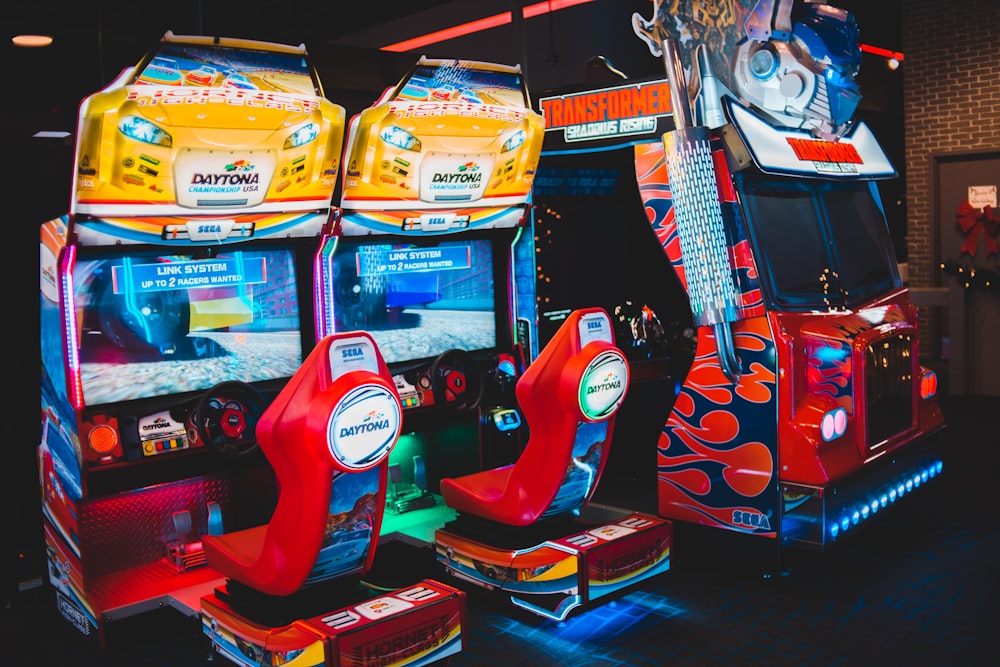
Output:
(73, 31), (345, 218)
(341, 56), (544, 213)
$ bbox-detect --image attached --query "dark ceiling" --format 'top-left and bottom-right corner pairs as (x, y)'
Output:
(9, 0), (900, 51)
(6, 1), (901, 105)
(5, 1), (473, 137)
(4, 0), (903, 191)
(9, 1), (457, 48)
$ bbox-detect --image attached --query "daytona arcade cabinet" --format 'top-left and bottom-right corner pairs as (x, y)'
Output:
(39, 33), (344, 648)
(624, 0), (945, 565)
(39, 33), (466, 665)
(318, 56), (672, 621)
(317, 57), (547, 554)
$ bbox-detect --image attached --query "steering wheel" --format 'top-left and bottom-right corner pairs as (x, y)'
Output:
(194, 381), (267, 457)
(428, 349), (484, 412)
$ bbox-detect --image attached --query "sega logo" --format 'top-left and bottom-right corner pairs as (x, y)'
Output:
(732, 510), (772, 531)
(186, 220), (233, 239)
(341, 346), (365, 360)
(587, 320), (604, 331)
(423, 216), (449, 229)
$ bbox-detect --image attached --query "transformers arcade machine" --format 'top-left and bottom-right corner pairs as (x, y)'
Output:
(318, 57), (672, 621)
(39, 33), (466, 666)
(625, 0), (945, 565)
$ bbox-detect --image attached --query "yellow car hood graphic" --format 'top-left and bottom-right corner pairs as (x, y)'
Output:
(126, 87), (320, 131)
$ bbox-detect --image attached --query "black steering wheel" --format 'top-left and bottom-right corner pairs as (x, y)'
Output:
(428, 349), (484, 412)
(193, 381), (267, 457)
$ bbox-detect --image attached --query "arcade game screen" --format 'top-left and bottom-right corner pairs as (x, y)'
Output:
(532, 149), (692, 361)
(331, 237), (501, 365)
(74, 247), (308, 406)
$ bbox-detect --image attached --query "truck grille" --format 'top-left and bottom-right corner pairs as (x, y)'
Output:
(864, 333), (914, 449)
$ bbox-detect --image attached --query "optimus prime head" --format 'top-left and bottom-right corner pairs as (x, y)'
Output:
(732, 1), (862, 139)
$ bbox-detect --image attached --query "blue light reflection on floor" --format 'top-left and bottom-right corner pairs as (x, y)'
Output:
(550, 591), (687, 642)
(461, 590), (688, 666)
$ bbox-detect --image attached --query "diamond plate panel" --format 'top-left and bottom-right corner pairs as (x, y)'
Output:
(79, 475), (232, 577)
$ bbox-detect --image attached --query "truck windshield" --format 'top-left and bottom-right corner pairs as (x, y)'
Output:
(738, 177), (900, 310)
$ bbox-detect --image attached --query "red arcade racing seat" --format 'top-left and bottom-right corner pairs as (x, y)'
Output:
(202, 331), (403, 597)
(439, 307), (629, 526)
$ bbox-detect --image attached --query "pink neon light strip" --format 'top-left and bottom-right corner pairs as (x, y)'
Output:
(381, 0), (597, 52)
(860, 43), (904, 61)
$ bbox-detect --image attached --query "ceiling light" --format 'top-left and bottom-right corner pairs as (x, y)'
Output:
(12, 34), (54, 47)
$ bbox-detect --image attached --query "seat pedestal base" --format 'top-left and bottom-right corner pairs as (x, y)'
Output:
(435, 508), (672, 621)
(201, 579), (466, 667)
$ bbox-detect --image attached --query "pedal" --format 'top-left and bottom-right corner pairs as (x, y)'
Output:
(167, 539), (207, 572)
(392, 491), (437, 514)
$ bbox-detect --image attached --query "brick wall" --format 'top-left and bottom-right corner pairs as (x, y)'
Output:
(902, 0), (1000, 354)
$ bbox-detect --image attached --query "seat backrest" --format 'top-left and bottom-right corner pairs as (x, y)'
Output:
(513, 307), (629, 519)
(203, 332), (402, 596)
(439, 307), (629, 525)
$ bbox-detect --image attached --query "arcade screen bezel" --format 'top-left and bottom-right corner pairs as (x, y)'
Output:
(329, 230), (514, 370)
(71, 239), (317, 414)
(736, 174), (902, 311)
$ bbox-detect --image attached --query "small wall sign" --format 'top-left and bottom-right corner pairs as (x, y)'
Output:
(968, 185), (997, 209)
